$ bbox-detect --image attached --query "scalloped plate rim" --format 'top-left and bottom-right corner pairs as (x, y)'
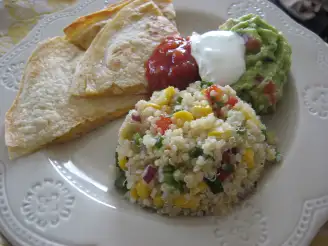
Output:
(0, 0), (328, 246)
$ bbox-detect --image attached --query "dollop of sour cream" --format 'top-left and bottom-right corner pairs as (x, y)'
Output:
(190, 30), (246, 86)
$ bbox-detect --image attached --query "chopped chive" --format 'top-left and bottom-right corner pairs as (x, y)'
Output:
(204, 177), (224, 194)
(133, 133), (143, 147)
(163, 165), (175, 173)
(201, 81), (214, 88)
(222, 163), (234, 173)
(114, 171), (128, 192)
(115, 152), (119, 168)
(162, 166), (184, 192)
(114, 152), (127, 192)
(216, 101), (225, 108)
(237, 126), (246, 135)
(204, 154), (215, 161)
(189, 147), (203, 158)
(155, 136), (164, 149)
(163, 174), (184, 191)
(276, 151), (282, 162)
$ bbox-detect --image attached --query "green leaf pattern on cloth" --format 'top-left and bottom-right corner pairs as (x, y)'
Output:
(0, 0), (76, 57)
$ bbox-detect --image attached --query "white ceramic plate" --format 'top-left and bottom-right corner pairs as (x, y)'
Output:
(0, 0), (328, 245)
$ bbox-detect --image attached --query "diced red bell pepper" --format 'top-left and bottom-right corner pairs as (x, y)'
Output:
(156, 116), (172, 134)
(267, 94), (276, 105)
(205, 85), (223, 102)
(226, 96), (238, 107)
(263, 81), (277, 105)
(263, 81), (276, 94)
(217, 170), (231, 182)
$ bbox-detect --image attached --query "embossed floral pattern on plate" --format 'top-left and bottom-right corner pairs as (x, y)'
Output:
(1, 62), (24, 91)
(214, 202), (267, 246)
(21, 179), (75, 230)
(303, 85), (328, 119)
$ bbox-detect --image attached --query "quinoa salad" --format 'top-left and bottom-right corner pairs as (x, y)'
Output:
(115, 82), (278, 216)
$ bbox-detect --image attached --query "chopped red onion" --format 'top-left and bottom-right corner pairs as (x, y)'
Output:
(222, 150), (230, 164)
(131, 112), (141, 122)
(231, 147), (238, 155)
(142, 165), (157, 183)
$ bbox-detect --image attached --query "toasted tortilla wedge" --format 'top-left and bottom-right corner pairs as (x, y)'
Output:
(70, 0), (178, 97)
(64, 0), (176, 49)
(5, 36), (145, 159)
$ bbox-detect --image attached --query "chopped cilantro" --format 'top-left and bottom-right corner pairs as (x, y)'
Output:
(215, 101), (225, 108)
(204, 154), (215, 161)
(237, 126), (247, 135)
(163, 165), (175, 173)
(133, 133), (143, 147)
(189, 147), (204, 158)
(276, 151), (282, 162)
(204, 177), (224, 194)
(201, 81), (214, 88)
(155, 136), (164, 149)
(222, 163), (234, 173)
(114, 152), (127, 192)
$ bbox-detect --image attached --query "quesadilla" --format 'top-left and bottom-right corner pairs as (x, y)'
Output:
(64, 0), (176, 50)
(70, 0), (179, 97)
(5, 36), (145, 159)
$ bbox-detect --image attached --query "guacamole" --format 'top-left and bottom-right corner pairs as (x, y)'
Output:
(219, 14), (292, 114)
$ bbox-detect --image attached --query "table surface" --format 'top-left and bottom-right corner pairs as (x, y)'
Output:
(0, 0), (327, 245)
(269, 0), (328, 41)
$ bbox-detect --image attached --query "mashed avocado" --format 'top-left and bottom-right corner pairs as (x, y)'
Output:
(219, 14), (292, 114)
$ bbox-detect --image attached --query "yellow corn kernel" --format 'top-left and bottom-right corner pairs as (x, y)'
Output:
(191, 182), (208, 195)
(191, 105), (213, 119)
(153, 195), (164, 208)
(164, 86), (176, 101)
(208, 131), (223, 138)
(130, 188), (138, 200)
(241, 109), (253, 120)
(145, 103), (161, 110)
(208, 129), (232, 140)
(120, 125), (134, 139)
(154, 87), (176, 106)
(136, 181), (151, 199)
(173, 195), (200, 209)
(197, 182), (208, 192)
(173, 111), (194, 127)
(243, 148), (255, 169)
(118, 157), (128, 170)
(242, 109), (261, 127)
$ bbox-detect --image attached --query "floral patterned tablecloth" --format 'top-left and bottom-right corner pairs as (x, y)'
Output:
(0, 0), (327, 245)
(0, 0), (76, 57)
